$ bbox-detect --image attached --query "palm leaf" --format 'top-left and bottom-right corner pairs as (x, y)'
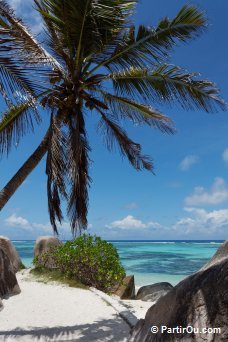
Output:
(89, 5), (207, 73)
(0, 1), (62, 69)
(97, 109), (153, 172)
(0, 56), (42, 99)
(0, 2), (63, 102)
(98, 91), (175, 134)
(75, 0), (91, 67)
(34, 0), (69, 65)
(110, 65), (226, 112)
(0, 100), (41, 156)
(67, 109), (91, 235)
(0, 81), (12, 107)
(46, 115), (68, 233)
(36, 0), (137, 69)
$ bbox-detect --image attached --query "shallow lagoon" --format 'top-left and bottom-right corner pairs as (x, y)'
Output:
(14, 240), (223, 286)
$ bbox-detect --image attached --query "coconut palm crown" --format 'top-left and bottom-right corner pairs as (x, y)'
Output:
(0, 0), (226, 235)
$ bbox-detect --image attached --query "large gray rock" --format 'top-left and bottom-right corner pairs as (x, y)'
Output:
(136, 282), (173, 302)
(34, 236), (62, 269)
(0, 236), (22, 273)
(0, 247), (21, 299)
(130, 241), (228, 342)
(200, 240), (228, 271)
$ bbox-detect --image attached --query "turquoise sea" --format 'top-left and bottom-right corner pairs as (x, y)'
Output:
(13, 240), (223, 286)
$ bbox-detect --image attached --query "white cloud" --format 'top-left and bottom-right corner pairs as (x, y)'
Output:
(32, 223), (52, 233)
(106, 215), (162, 230)
(222, 148), (228, 163)
(173, 207), (228, 235)
(4, 213), (93, 238)
(179, 155), (199, 171)
(5, 214), (52, 232)
(5, 214), (30, 230)
(104, 207), (228, 238)
(7, 0), (43, 34)
(185, 177), (228, 206)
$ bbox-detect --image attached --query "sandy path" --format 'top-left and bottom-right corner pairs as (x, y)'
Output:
(0, 271), (130, 342)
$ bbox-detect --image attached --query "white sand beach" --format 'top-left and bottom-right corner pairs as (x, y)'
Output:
(0, 270), (152, 342)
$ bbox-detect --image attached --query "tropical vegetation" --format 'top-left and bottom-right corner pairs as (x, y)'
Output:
(33, 234), (126, 291)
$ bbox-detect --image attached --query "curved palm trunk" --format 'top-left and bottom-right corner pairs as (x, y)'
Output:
(0, 130), (50, 211)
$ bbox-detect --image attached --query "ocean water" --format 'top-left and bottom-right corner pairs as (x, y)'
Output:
(13, 240), (223, 286)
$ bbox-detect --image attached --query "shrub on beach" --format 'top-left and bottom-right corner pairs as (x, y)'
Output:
(33, 234), (125, 292)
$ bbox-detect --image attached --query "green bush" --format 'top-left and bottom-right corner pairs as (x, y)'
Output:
(33, 234), (125, 292)
(33, 245), (58, 270)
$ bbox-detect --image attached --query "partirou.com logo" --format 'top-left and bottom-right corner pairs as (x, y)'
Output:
(150, 325), (221, 335)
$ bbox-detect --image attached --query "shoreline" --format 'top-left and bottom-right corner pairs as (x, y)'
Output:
(14, 240), (222, 287)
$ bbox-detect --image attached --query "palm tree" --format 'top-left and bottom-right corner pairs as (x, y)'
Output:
(0, 0), (226, 235)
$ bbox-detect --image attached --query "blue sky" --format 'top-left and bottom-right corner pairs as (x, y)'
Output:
(0, 0), (228, 240)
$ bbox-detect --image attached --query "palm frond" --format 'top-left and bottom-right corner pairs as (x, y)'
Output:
(34, 0), (69, 66)
(0, 1), (63, 101)
(110, 65), (226, 112)
(0, 56), (42, 99)
(46, 115), (68, 233)
(67, 108), (91, 235)
(35, 0), (137, 70)
(75, 0), (92, 67)
(97, 109), (153, 172)
(98, 90), (175, 134)
(0, 0), (61, 69)
(89, 5), (207, 73)
(0, 0), (59, 67)
(0, 81), (12, 107)
(0, 100), (41, 156)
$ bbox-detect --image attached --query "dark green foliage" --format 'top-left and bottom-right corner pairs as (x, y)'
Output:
(33, 234), (126, 292)
(0, 101), (40, 156)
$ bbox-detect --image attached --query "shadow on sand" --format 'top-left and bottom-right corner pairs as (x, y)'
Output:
(0, 316), (130, 341)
